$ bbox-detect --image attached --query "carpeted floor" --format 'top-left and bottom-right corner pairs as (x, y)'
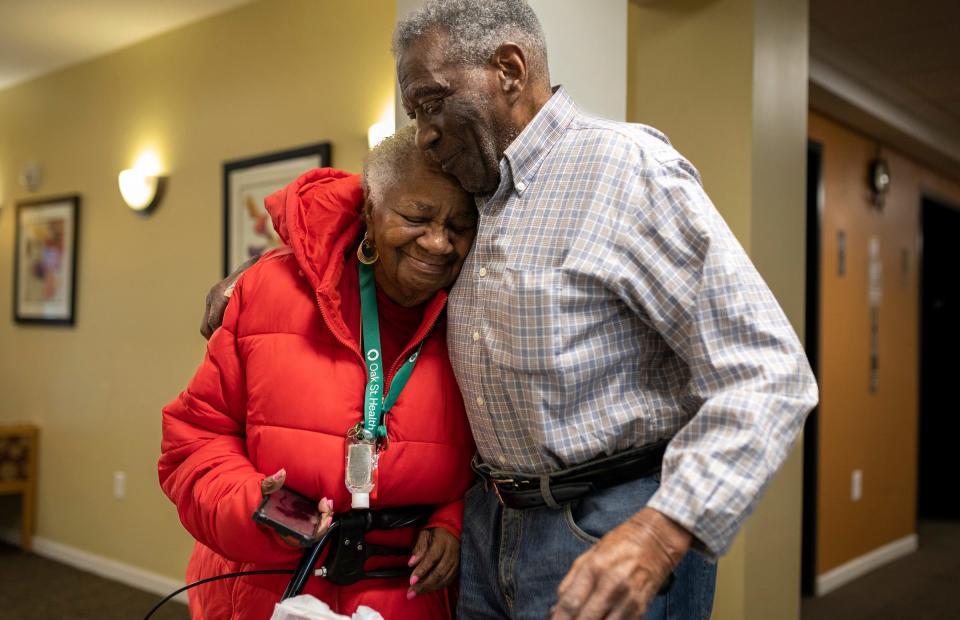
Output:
(802, 520), (960, 620)
(0, 521), (956, 619)
(0, 542), (188, 620)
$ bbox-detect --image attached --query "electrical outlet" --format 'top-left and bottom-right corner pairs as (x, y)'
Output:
(113, 471), (126, 500)
(851, 469), (863, 502)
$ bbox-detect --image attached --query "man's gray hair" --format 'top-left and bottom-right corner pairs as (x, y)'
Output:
(362, 125), (421, 206)
(393, 0), (548, 80)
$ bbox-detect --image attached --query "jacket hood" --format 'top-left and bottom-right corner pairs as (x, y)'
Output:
(264, 167), (449, 357)
(264, 168), (364, 345)
(265, 167), (363, 288)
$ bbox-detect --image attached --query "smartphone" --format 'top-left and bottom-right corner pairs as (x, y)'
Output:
(252, 486), (322, 546)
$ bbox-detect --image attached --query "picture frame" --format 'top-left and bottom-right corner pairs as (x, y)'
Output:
(223, 143), (332, 275)
(13, 195), (80, 325)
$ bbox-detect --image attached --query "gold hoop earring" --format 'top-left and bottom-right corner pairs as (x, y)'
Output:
(356, 234), (379, 265)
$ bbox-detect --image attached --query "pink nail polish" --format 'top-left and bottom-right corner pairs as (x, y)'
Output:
(406, 590), (416, 600)
(409, 575), (419, 586)
(408, 555), (418, 567)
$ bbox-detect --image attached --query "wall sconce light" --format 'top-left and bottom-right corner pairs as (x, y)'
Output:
(119, 151), (166, 215)
(368, 121), (395, 150)
(368, 101), (397, 149)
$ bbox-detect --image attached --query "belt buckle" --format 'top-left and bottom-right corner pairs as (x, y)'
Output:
(491, 478), (514, 506)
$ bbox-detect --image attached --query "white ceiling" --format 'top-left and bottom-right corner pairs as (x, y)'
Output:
(0, 0), (254, 90)
(2, 0), (957, 176)
(809, 0), (960, 177)
(811, 0), (960, 128)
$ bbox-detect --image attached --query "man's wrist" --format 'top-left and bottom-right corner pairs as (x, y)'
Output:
(628, 507), (693, 567)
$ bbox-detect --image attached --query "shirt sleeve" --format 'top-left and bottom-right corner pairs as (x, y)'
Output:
(157, 277), (299, 564)
(608, 156), (819, 558)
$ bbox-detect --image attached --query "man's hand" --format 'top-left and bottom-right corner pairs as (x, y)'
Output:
(259, 468), (334, 548)
(550, 507), (692, 620)
(406, 527), (460, 598)
(200, 257), (257, 339)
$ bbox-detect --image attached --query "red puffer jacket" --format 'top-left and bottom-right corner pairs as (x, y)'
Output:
(159, 168), (475, 619)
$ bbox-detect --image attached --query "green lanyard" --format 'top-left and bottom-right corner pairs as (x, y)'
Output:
(359, 261), (422, 441)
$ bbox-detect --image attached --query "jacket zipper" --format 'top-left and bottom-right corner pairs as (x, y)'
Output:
(315, 290), (364, 366)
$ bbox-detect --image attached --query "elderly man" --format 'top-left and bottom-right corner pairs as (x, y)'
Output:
(204, 1), (817, 618)
(391, 1), (817, 619)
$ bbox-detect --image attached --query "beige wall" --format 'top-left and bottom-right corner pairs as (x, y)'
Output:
(629, 0), (809, 618)
(809, 112), (960, 574)
(0, 0), (823, 610)
(0, 0), (395, 581)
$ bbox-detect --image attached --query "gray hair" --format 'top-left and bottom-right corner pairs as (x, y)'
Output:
(393, 0), (549, 80)
(362, 125), (422, 206)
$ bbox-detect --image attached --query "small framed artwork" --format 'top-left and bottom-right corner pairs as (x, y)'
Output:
(13, 195), (80, 325)
(223, 143), (331, 275)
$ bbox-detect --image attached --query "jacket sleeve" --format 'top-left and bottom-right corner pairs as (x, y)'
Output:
(424, 348), (475, 542)
(158, 277), (298, 564)
(425, 499), (464, 540)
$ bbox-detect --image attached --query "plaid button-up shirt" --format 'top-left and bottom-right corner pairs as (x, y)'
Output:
(447, 88), (818, 556)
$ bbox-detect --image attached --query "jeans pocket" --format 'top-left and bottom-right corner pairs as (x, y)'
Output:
(464, 479), (483, 502)
(562, 501), (600, 545)
(560, 476), (661, 547)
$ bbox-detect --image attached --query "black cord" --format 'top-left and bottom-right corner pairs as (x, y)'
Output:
(143, 569), (295, 620)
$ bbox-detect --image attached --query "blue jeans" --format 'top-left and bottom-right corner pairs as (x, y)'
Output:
(457, 475), (717, 619)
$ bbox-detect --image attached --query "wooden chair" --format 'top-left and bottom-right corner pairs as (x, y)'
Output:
(0, 424), (38, 551)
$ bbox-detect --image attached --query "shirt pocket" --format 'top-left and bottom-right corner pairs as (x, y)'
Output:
(489, 267), (616, 373)
(491, 264), (631, 364)
(486, 267), (626, 424)
(487, 267), (564, 374)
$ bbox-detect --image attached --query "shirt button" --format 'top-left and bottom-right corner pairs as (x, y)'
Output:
(478, 267), (488, 278)
(516, 181), (526, 191)
(472, 331), (480, 341)
(476, 396), (485, 406)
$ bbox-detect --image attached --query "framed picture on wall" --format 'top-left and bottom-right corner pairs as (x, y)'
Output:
(13, 195), (80, 325)
(223, 143), (331, 275)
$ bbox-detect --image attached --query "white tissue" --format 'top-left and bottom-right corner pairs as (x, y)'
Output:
(270, 594), (384, 620)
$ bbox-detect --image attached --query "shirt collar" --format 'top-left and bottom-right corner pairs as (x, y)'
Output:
(502, 86), (578, 196)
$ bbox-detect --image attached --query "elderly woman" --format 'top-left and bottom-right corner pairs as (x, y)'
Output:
(159, 126), (477, 619)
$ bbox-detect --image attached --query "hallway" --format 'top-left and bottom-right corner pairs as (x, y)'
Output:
(802, 521), (960, 619)
(0, 542), (188, 620)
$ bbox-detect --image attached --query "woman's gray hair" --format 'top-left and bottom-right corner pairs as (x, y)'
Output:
(393, 0), (548, 81)
(362, 125), (421, 207)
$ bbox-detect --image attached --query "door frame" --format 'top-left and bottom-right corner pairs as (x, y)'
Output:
(801, 139), (823, 596)
(916, 191), (960, 520)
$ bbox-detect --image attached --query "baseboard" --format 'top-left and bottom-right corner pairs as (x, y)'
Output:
(0, 528), (188, 605)
(816, 533), (918, 596)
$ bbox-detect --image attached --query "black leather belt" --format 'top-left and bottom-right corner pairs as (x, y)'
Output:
(471, 440), (669, 510)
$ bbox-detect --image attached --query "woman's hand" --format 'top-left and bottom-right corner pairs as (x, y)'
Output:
(260, 468), (334, 548)
(406, 527), (460, 598)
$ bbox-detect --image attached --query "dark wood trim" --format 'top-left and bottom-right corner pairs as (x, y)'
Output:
(801, 139), (823, 596)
